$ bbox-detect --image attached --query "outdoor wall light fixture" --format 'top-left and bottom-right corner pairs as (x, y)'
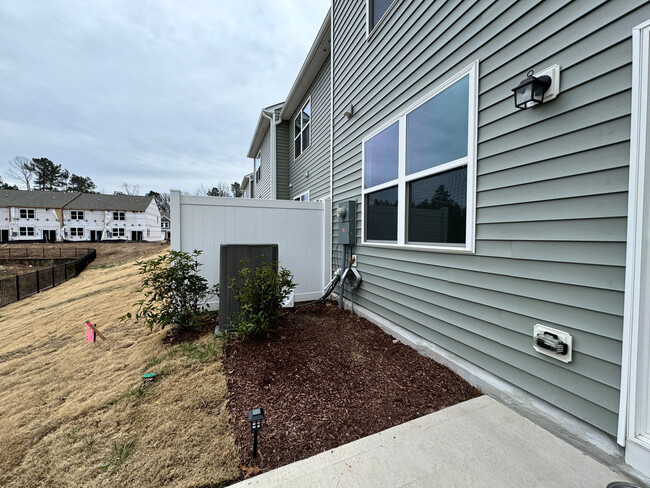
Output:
(512, 65), (560, 110)
(247, 407), (265, 459)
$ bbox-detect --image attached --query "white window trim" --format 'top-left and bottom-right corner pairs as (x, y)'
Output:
(294, 98), (312, 160)
(255, 151), (262, 182)
(20, 208), (35, 219)
(366, 0), (399, 39)
(360, 60), (478, 253)
(294, 191), (310, 202)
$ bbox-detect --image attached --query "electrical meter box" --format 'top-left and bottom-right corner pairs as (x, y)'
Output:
(337, 200), (356, 245)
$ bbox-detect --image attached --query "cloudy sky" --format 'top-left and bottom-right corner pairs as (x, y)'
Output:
(0, 0), (330, 194)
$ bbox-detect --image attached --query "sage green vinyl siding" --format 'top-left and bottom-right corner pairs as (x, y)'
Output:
(255, 128), (272, 199)
(289, 59), (332, 201)
(331, 0), (650, 436)
(276, 121), (290, 200)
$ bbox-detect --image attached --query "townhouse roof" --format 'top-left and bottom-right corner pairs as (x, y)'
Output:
(0, 189), (154, 212)
(161, 212), (170, 221)
(279, 9), (331, 121)
(241, 172), (253, 190)
(247, 101), (285, 158)
(0, 189), (80, 208)
(64, 193), (154, 212)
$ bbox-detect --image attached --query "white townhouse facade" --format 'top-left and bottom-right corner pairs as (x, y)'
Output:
(0, 190), (163, 242)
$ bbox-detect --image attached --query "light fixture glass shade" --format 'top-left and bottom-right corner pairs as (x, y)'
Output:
(512, 71), (552, 110)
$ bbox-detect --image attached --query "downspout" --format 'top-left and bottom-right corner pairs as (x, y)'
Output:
(330, 0), (335, 280)
(261, 110), (282, 200)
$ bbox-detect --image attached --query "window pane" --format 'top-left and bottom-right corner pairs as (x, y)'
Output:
(294, 114), (301, 134)
(406, 75), (469, 175)
(371, 0), (393, 29)
(302, 101), (311, 123)
(295, 137), (301, 158)
(302, 125), (310, 151)
(408, 166), (467, 244)
(364, 122), (399, 188)
(366, 186), (398, 241)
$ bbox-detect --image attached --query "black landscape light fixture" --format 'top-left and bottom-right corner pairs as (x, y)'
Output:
(247, 407), (265, 459)
(512, 69), (553, 110)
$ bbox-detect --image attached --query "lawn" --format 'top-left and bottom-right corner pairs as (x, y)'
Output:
(0, 244), (240, 487)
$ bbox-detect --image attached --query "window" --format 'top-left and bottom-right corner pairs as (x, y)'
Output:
(20, 227), (35, 236)
(19, 209), (35, 219)
(162, 221), (169, 228)
(255, 152), (262, 182)
(362, 62), (477, 252)
(293, 191), (310, 202)
(112, 228), (125, 237)
(70, 227), (84, 237)
(113, 211), (125, 220)
(70, 210), (84, 220)
(367, 0), (397, 33)
(294, 99), (311, 158)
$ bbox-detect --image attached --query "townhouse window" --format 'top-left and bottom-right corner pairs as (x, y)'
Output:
(367, 0), (397, 32)
(255, 152), (262, 182)
(112, 228), (125, 237)
(20, 227), (35, 236)
(70, 227), (84, 237)
(20, 209), (35, 219)
(362, 62), (478, 252)
(293, 191), (310, 202)
(113, 211), (125, 220)
(294, 99), (311, 159)
(70, 210), (84, 220)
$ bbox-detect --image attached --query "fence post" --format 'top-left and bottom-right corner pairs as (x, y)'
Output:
(36, 269), (40, 293)
(52, 267), (55, 287)
(64, 263), (67, 281)
(15, 275), (20, 301)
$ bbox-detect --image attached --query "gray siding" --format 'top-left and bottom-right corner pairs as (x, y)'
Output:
(276, 121), (290, 200)
(331, 0), (650, 436)
(255, 127), (272, 199)
(289, 59), (331, 201)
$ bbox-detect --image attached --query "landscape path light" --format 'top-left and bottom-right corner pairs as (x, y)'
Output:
(247, 407), (265, 460)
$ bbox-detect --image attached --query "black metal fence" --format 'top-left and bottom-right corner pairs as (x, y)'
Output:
(0, 247), (94, 259)
(0, 248), (96, 307)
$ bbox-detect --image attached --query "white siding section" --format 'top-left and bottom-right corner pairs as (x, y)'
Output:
(171, 191), (332, 306)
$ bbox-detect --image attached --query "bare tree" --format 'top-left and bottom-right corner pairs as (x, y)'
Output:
(120, 182), (140, 195)
(7, 156), (34, 190)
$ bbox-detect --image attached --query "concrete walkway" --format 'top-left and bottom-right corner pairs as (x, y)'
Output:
(231, 395), (630, 488)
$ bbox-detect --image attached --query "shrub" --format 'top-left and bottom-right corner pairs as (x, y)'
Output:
(230, 258), (295, 338)
(124, 250), (217, 330)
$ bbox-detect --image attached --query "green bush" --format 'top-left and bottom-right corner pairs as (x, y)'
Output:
(123, 250), (218, 330)
(229, 258), (295, 338)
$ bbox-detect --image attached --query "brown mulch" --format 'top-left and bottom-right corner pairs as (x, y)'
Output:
(223, 300), (481, 474)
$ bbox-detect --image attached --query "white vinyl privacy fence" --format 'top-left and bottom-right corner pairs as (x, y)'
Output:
(170, 190), (332, 308)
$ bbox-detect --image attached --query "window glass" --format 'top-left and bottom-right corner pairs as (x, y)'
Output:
(406, 75), (469, 175)
(294, 114), (301, 135)
(302, 125), (310, 151)
(302, 101), (311, 124)
(370, 0), (394, 30)
(408, 166), (467, 244)
(366, 186), (398, 241)
(364, 122), (399, 189)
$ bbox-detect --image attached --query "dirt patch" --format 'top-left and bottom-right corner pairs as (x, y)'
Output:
(0, 242), (168, 270)
(223, 300), (481, 475)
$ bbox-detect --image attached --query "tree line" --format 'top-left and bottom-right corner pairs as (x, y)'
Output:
(3, 156), (244, 214)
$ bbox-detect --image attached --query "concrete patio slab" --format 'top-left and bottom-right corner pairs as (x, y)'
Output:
(231, 395), (631, 488)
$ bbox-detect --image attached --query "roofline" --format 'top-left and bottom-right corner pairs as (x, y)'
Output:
(246, 101), (285, 158)
(279, 9), (331, 121)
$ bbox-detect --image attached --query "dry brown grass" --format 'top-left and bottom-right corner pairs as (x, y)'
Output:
(0, 246), (240, 487)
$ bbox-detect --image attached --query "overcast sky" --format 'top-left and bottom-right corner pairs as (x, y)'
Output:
(0, 0), (330, 195)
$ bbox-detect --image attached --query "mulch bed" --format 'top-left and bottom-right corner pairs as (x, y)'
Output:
(223, 300), (481, 476)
